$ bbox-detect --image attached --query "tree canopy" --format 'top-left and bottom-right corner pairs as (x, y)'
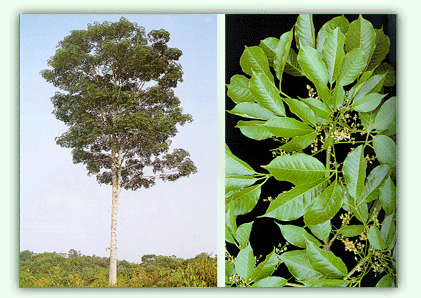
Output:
(41, 17), (197, 190)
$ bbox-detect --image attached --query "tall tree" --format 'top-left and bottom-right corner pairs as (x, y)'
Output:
(41, 17), (197, 286)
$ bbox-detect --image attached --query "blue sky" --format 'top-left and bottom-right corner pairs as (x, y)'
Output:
(19, 14), (217, 263)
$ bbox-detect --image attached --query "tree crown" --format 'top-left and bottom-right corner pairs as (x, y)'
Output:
(41, 17), (197, 190)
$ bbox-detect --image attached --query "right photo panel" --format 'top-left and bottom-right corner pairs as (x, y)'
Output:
(225, 14), (397, 288)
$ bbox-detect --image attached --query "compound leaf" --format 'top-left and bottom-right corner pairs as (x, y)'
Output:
(295, 14), (315, 49)
(235, 222), (253, 249)
(260, 178), (327, 221)
(322, 27), (346, 84)
(225, 144), (256, 176)
(305, 240), (348, 278)
(304, 180), (344, 227)
(345, 15), (376, 65)
(373, 135), (396, 168)
(277, 224), (322, 248)
(262, 117), (314, 138)
(226, 74), (255, 103)
(297, 45), (330, 102)
(235, 120), (274, 140)
(263, 153), (328, 185)
(279, 250), (323, 281)
(374, 96), (396, 132)
(251, 249), (279, 282)
(249, 71), (285, 116)
(228, 102), (276, 120)
(252, 276), (287, 288)
(336, 47), (367, 86)
(343, 145), (367, 200)
(235, 244), (255, 282)
(240, 46), (273, 83)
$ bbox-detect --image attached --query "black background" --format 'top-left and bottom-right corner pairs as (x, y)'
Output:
(225, 14), (397, 287)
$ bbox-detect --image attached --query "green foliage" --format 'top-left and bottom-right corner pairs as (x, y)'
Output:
(19, 250), (216, 287)
(41, 16), (197, 191)
(226, 14), (396, 287)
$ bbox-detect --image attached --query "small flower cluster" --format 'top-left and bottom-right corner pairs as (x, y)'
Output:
(307, 85), (318, 99)
(369, 247), (391, 275)
(365, 154), (376, 164)
(275, 242), (288, 254)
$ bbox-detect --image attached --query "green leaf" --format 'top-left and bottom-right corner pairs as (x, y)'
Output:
(316, 15), (350, 55)
(379, 176), (396, 215)
(295, 14), (315, 49)
(345, 15), (376, 65)
(376, 274), (395, 287)
(274, 29), (294, 87)
(374, 96), (396, 132)
(353, 73), (387, 103)
(322, 27), (346, 84)
(252, 276), (287, 288)
(367, 28), (391, 71)
(381, 213), (396, 251)
(373, 62), (396, 87)
(249, 71), (285, 116)
(308, 220), (331, 241)
(336, 48), (367, 86)
(228, 102), (276, 120)
(277, 224), (322, 248)
(225, 206), (237, 237)
(250, 250), (278, 282)
(279, 250), (323, 281)
(300, 97), (332, 123)
(225, 144), (256, 176)
(304, 180), (344, 227)
(259, 37), (279, 66)
(339, 225), (365, 237)
(367, 225), (384, 250)
(297, 45), (330, 102)
(225, 175), (259, 195)
(226, 184), (261, 216)
(260, 178), (327, 221)
(225, 260), (236, 279)
(282, 97), (317, 126)
(331, 83), (345, 110)
(225, 223), (236, 244)
(352, 93), (387, 112)
(262, 117), (314, 138)
(302, 279), (350, 287)
(235, 222), (253, 249)
(240, 46), (273, 82)
(285, 48), (304, 76)
(359, 164), (390, 203)
(263, 153), (328, 185)
(360, 110), (378, 133)
(235, 244), (255, 282)
(226, 74), (255, 103)
(235, 120), (274, 140)
(305, 240), (348, 278)
(373, 135), (396, 168)
(342, 145), (367, 200)
(346, 192), (369, 223)
(279, 133), (317, 152)
(348, 69), (375, 100)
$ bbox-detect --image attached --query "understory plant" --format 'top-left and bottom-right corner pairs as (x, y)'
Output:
(225, 14), (396, 288)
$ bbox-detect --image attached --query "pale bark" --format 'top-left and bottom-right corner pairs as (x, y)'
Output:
(108, 150), (122, 286)
(108, 184), (119, 286)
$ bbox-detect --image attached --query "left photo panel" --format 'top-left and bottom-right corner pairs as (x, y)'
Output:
(19, 14), (217, 287)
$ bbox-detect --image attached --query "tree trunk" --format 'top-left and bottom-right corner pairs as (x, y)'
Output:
(108, 183), (120, 286)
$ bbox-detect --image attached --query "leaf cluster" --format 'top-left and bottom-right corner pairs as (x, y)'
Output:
(225, 14), (396, 288)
